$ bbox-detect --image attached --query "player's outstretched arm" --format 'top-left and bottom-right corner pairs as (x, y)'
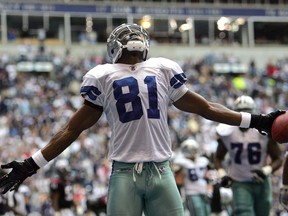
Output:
(214, 139), (232, 188)
(0, 102), (103, 194)
(40, 102), (103, 161)
(173, 91), (285, 136)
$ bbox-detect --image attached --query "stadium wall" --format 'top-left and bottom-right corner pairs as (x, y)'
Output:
(1, 43), (287, 69)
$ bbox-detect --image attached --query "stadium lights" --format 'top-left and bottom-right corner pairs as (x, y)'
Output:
(86, 16), (93, 33)
(169, 18), (178, 30)
(235, 17), (245, 26)
(140, 15), (152, 29)
(217, 16), (245, 32)
(179, 23), (192, 32)
(179, 17), (193, 32)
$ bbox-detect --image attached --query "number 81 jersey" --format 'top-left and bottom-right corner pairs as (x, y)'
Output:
(80, 57), (188, 163)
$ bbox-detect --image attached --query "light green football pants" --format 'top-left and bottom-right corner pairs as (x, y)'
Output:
(232, 177), (272, 216)
(186, 194), (211, 216)
(107, 161), (184, 216)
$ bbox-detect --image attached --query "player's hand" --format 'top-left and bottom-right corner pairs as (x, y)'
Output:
(217, 168), (233, 188)
(250, 110), (286, 136)
(251, 169), (266, 183)
(220, 176), (233, 188)
(0, 158), (39, 194)
(251, 165), (272, 183)
(280, 186), (288, 211)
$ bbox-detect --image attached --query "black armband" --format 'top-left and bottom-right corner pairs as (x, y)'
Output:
(249, 114), (262, 128)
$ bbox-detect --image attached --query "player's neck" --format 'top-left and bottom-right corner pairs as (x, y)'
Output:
(117, 59), (142, 65)
(117, 52), (144, 65)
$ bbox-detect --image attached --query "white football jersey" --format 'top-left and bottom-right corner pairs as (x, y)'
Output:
(216, 124), (269, 182)
(80, 57), (188, 162)
(174, 155), (209, 195)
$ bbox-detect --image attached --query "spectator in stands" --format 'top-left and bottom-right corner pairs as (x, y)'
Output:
(50, 159), (75, 216)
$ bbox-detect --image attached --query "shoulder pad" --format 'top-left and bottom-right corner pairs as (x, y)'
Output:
(216, 123), (235, 136)
(148, 57), (181, 70)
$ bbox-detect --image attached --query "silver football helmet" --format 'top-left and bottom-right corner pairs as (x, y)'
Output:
(234, 95), (256, 112)
(107, 23), (150, 63)
(181, 138), (199, 158)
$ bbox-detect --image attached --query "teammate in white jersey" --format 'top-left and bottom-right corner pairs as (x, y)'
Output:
(214, 96), (283, 216)
(173, 138), (211, 216)
(0, 24), (285, 216)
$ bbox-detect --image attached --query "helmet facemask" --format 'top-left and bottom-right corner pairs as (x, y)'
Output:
(107, 23), (150, 63)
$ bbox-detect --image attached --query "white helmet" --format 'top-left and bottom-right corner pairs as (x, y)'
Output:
(233, 95), (255, 112)
(107, 23), (150, 63)
(181, 138), (199, 158)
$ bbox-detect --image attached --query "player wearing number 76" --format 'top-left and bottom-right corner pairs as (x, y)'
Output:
(0, 24), (285, 216)
(214, 96), (283, 216)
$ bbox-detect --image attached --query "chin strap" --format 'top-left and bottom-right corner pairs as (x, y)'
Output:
(113, 40), (148, 64)
(123, 41), (146, 52)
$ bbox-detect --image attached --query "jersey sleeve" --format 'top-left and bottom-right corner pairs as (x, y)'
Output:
(160, 58), (189, 102)
(80, 69), (104, 107)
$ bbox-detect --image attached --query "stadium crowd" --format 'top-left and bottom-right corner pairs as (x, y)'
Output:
(0, 43), (288, 215)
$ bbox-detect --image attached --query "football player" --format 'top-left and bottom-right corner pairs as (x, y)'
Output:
(173, 138), (211, 216)
(214, 95), (283, 216)
(0, 23), (284, 216)
(50, 159), (75, 216)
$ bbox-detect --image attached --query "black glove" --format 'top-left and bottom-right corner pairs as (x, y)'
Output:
(250, 110), (286, 136)
(251, 169), (267, 183)
(220, 175), (233, 188)
(0, 157), (39, 194)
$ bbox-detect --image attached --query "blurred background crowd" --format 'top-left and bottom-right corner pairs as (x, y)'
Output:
(0, 0), (288, 215)
(0, 42), (288, 216)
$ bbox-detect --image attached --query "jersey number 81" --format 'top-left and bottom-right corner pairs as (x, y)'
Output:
(113, 76), (160, 123)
